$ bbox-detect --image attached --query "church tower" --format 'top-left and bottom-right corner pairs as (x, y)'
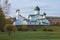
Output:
(16, 9), (20, 20)
(34, 6), (40, 15)
(43, 12), (46, 19)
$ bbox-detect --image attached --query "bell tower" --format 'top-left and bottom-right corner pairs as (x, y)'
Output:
(16, 9), (20, 20)
(34, 6), (40, 15)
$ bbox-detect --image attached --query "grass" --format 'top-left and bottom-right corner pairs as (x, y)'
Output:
(0, 31), (60, 40)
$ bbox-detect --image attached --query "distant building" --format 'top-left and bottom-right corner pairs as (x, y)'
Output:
(46, 16), (60, 26)
(13, 6), (50, 25)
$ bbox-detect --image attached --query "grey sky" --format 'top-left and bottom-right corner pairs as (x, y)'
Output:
(8, 0), (60, 18)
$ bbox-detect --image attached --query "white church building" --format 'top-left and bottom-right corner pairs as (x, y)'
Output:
(13, 6), (50, 25)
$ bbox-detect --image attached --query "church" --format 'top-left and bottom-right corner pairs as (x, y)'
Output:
(13, 6), (50, 25)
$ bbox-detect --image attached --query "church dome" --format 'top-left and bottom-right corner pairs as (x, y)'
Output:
(34, 6), (40, 11)
(43, 12), (46, 15)
(16, 9), (20, 12)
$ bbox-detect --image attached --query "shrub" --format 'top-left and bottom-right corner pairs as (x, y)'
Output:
(47, 28), (53, 31)
(17, 27), (22, 31)
(22, 25), (28, 31)
(4, 24), (18, 32)
(43, 26), (53, 31)
(43, 28), (47, 31)
(0, 7), (6, 32)
(32, 27), (37, 31)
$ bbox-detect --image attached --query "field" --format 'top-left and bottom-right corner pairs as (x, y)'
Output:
(0, 31), (60, 40)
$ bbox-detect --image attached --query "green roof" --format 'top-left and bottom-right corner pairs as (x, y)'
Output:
(34, 6), (40, 11)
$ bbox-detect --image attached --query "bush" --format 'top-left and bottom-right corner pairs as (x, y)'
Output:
(18, 27), (22, 31)
(4, 24), (18, 32)
(42, 26), (53, 31)
(21, 25), (28, 31)
(43, 28), (47, 31)
(0, 7), (6, 32)
(32, 27), (37, 31)
(47, 28), (53, 31)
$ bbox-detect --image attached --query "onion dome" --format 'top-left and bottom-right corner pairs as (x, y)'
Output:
(34, 6), (40, 11)
(43, 12), (46, 15)
(16, 9), (20, 12)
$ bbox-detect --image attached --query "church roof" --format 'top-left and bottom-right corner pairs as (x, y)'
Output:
(46, 16), (60, 19)
(29, 15), (36, 16)
(30, 20), (37, 22)
(19, 15), (26, 19)
(29, 14), (39, 17)
(43, 12), (46, 15)
(16, 9), (20, 12)
(34, 6), (40, 11)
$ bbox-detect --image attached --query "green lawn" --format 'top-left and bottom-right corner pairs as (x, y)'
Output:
(0, 31), (60, 40)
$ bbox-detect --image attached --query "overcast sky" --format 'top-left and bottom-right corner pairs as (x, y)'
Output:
(8, 0), (60, 18)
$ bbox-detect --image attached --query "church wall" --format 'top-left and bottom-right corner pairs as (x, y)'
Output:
(13, 16), (26, 25)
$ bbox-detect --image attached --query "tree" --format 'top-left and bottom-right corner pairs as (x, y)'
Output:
(56, 22), (59, 26)
(4, 24), (17, 32)
(0, 7), (6, 31)
(5, 18), (13, 24)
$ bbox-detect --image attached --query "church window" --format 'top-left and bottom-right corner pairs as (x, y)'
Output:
(39, 22), (40, 25)
(30, 22), (31, 24)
